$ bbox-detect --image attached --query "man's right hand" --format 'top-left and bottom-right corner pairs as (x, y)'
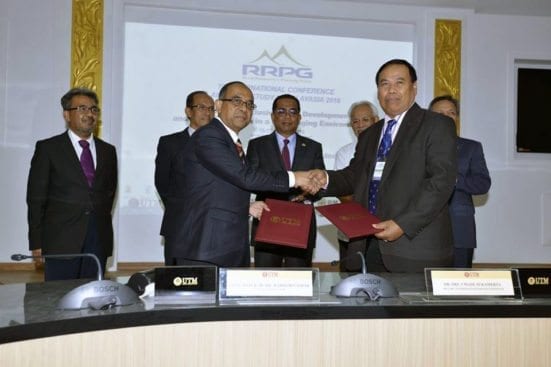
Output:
(308, 169), (328, 188)
(293, 171), (322, 194)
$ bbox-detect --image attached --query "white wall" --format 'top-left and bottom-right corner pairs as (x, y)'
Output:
(1, 0), (550, 266)
(463, 13), (551, 263)
(0, 0), (72, 262)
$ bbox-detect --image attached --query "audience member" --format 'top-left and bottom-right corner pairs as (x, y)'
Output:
(247, 94), (325, 267)
(27, 87), (117, 280)
(429, 95), (491, 268)
(333, 101), (380, 272)
(155, 91), (214, 265)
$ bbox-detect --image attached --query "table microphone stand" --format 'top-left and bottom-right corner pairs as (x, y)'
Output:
(11, 253), (139, 310)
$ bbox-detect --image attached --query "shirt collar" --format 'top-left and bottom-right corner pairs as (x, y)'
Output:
(216, 117), (239, 143)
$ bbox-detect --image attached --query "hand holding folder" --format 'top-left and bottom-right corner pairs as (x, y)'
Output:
(254, 199), (313, 249)
(316, 202), (382, 241)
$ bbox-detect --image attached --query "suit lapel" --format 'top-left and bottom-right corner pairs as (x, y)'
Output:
(213, 119), (241, 160)
(94, 137), (105, 186)
(365, 122), (383, 177)
(380, 103), (422, 181)
(291, 135), (303, 170)
(269, 132), (286, 170)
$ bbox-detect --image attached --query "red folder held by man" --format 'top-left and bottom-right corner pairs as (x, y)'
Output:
(316, 202), (382, 241)
(255, 198), (313, 249)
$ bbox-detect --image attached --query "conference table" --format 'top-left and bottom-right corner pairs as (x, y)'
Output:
(1, 272), (550, 366)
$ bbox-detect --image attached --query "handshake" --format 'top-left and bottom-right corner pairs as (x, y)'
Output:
(293, 169), (328, 195)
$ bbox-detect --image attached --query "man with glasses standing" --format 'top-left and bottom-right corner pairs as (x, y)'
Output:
(26, 87), (117, 281)
(155, 90), (214, 265)
(333, 101), (380, 272)
(168, 82), (320, 267)
(247, 94), (325, 267)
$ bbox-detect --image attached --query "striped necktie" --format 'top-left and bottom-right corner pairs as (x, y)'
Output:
(368, 119), (397, 214)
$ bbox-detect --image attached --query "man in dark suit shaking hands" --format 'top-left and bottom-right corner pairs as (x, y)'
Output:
(247, 94), (325, 267)
(155, 91), (214, 265)
(311, 59), (457, 272)
(27, 88), (117, 281)
(429, 95), (491, 268)
(168, 81), (320, 267)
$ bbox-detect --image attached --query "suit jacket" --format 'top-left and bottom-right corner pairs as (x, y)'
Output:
(165, 118), (289, 267)
(154, 128), (190, 236)
(246, 132), (326, 250)
(27, 131), (117, 256)
(325, 103), (457, 272)
(449, 137), (491, 249)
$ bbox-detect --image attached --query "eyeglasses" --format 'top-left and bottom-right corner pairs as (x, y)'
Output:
(219, 97), (256, 110)
(191, 105), (215, 112)
(351, 117), (375, 124)
(274, 108), (299, 117)
(66, 105), (101, 114)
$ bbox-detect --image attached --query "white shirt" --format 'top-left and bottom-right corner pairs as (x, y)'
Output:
(334, 142), (355, 170)
(276, 132), (297, 167)
(67, 129), (96, 168)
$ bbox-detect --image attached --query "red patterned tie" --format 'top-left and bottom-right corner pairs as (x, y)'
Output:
(79, 140), (95, 187)
(235, 139), (244, 161)
(281, 138), (291, 170)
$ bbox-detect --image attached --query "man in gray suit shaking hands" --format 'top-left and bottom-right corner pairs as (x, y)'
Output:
(311, 59), (457, 272)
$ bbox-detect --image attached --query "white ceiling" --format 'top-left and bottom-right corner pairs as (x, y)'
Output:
(336, 0), (551, 17)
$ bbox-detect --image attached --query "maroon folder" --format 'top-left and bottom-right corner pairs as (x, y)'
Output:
(316, 202), (382, 240)
(254, 199), (313, 249)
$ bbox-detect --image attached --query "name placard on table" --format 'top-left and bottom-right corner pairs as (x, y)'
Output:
(424, 269), (523, 301)
(219, 268), (320, 303)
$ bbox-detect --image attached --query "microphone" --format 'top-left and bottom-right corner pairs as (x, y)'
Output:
(329, 251), (398, 299)
(11, 253), (139, 310)
(11, 253), (103, 280)
(330, 251), (367, 274)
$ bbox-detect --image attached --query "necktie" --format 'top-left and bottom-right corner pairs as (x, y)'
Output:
(235, 139), (244, 160)
(79, 140), (95, 187)
(368, 119), (397, 214)
(281, 138), (291, 170)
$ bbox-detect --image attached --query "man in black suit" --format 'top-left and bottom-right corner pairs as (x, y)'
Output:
(247, 94), (325, 267)
(429, 95), (491, 268)
(166, 81), (319, 267)
(311, 59), (457, 272)
(27, 88), (117, 281)
(154, 91), (214, 265)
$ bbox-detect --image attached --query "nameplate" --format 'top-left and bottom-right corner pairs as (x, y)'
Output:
(154, 266), (217, 304)
(223, 269), (314, 297)
(517, 268), (551, 297)
(430, 270), (514, 296)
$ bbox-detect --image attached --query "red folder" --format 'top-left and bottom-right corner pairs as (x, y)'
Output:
(254, 199), (313, 249)
(316, 202), (382, 240)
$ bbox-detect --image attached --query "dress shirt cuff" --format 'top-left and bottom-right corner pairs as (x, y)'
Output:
(288, 172), (295, 187)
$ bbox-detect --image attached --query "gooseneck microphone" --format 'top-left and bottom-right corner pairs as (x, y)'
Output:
(11, 252), (139, 310)
(330, 251), (368, 274)
(11, 253), (103, 280)
(329, 251), (398, 299)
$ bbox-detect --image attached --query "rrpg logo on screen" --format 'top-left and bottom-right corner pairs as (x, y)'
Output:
(242, 46), (313, 80)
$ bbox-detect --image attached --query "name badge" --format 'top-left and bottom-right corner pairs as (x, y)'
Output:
(372, 161), (385, 180)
